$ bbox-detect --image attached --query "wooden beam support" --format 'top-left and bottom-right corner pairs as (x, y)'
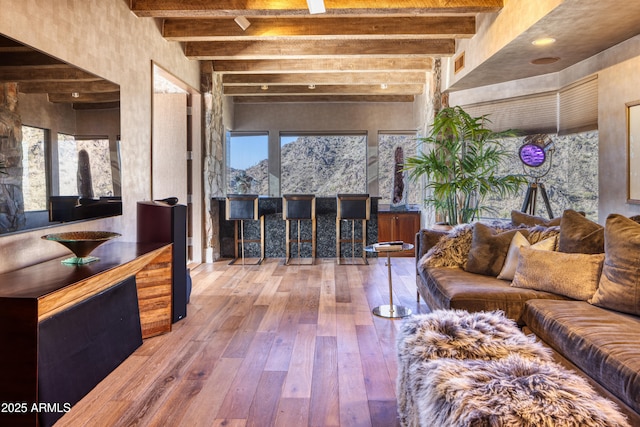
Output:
(0, 66), (100, 83)
(163, 16), (475, 40)
(233, 95), (415, 103)
(224, 84), (423, 96)
(222, 71), (426, 86)
(48, 91), (121, 103)
(186, 39), (454, 59)
(207, 58), (433, 74)
(18, 80), (120, 94)
(131, 0), (503, 17)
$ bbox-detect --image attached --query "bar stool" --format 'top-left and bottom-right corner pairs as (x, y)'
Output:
(225, 194), (264, 265)
(282, 194), (316, 265)
(336, 193), (370, 265)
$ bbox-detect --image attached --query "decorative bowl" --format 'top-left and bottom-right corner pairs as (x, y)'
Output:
(41, 231), (121, 264)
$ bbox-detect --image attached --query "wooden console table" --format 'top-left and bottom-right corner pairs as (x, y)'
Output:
(0, 242), (173, 427)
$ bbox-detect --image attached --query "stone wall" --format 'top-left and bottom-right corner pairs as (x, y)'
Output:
(0, 83), (25, 233)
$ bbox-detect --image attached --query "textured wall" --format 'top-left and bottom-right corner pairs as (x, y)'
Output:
(0, 0), (200, 273)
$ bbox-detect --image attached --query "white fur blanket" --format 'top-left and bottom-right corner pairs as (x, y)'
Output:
(397, 310), (630, 427)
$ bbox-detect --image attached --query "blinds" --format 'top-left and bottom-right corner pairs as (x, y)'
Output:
(558, 75), (598, 135)
(462, 92), (557, 134)
(460, 75), (598, 136)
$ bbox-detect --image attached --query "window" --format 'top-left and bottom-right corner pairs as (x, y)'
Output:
(378, 133), (419, 205)
(280, 133), (367, 195)
(226, 132), (268, 195)
(58, 134), (115, 197)
(21, 126), (47, 211)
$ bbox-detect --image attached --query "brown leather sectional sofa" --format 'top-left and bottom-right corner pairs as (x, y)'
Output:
(414, 214), (640, 424)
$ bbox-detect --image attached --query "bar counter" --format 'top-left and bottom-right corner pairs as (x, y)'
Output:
(214, 196), (379, 259)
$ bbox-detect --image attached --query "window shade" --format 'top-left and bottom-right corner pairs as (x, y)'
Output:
(558, 75), (598, 135)
(462, 91), (558, 134)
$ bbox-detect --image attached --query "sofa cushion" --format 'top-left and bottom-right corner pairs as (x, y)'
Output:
(589, 214), (640, 316)
(523, 299), (640, 415)
(497, 232), (556, 280)
(419, 267), (568, 324)
(558, 209), (604, 253)
(511, 210), (562, 227)
(466, 223), (525, 277)
(511, 246), (605, 301)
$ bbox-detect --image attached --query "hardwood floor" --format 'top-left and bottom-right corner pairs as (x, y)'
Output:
(56, 257), (428, 427)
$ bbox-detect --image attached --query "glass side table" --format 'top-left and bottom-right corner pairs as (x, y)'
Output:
(365, 242), (414, 318)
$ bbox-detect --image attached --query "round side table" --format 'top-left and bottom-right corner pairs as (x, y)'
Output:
(365, 242), (414, 318)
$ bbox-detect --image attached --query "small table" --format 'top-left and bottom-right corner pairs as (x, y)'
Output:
(365, 242), (414, 318)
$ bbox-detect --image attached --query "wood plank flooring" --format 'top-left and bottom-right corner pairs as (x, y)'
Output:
(56, 257), (428, 427)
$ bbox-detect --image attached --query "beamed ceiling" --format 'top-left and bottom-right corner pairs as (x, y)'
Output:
(130, 0), (504, 103)
(0, 36), (120, 109)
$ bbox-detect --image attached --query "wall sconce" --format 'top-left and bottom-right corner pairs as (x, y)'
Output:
(260, 85), (269, 91)
(380, 83), (388, 90)
(234, 16), (251, 31)
(71, 92), (80, 98)
(308, 84), (316, 90)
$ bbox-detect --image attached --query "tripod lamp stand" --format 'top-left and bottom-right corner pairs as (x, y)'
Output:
(519, 135), (555, 218)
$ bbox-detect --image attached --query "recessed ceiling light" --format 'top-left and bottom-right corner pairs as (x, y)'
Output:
(531, 57), (560, 65)
(532, 37), (556, 46)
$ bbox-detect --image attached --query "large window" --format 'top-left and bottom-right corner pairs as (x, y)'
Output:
(226, 132), (268, 195)
(58, 134), (115, 197)
(378, 133), (420, 205)
(280, 133), (367, 195)
(21, 126), (47, 211)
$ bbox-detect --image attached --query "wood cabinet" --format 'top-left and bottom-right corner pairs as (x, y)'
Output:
(0, 242), (173, 427)
(377, 210), (421, 256)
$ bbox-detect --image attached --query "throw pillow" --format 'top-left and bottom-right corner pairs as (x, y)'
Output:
(497, 233), (557, 280)
(558, 209), (604, 254)
(511, 246), (605, 300)
(466, 223), (527, 277)
(511, 210), (561, 227)
(589, 214), (640, 316)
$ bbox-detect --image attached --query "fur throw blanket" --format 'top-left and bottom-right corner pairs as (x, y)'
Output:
(409, 354), (631, 427)
(397, 310), (630, 427)
(418, 222), (560, 272)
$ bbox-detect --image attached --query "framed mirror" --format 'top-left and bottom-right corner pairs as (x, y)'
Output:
(0, 34), (121, 235)
(627, 101), (640, 203)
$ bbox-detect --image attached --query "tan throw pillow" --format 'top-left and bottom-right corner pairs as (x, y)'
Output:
(511, 210), (561, 227)
(497, 233), (557, 280)
(512, 246), (604, 300)
(466, 223), (527, 277)
(558, 209), (604, 254)
(589, 214), (640, 316)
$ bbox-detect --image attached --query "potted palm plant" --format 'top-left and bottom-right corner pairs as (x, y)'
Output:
(404, 106), (525, 225)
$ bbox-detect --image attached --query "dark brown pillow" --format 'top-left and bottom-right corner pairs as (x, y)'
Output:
(589, 214), (640, 316)
(511, 210), (561, 227)
(558, 209), (604, 254)
(466, 223), (527, 277)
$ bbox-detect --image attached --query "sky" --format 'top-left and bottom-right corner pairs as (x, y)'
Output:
(229, 134), (298, 169)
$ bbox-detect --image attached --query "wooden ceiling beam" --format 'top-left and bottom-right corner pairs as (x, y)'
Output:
(233, 95), (415, 103)
(222, 71), (426, 86)
(0, 66), (100, 83)
(0, 52), (65, 67)
(131, 0), (502, 17)
(206, 58), (433, 74)
(163, 16), (475, 40)
(186, 39), (454, 60)
(224, 84), (423, 96)
(19, 80), (120, 94)
(48, 92), (121, 104)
